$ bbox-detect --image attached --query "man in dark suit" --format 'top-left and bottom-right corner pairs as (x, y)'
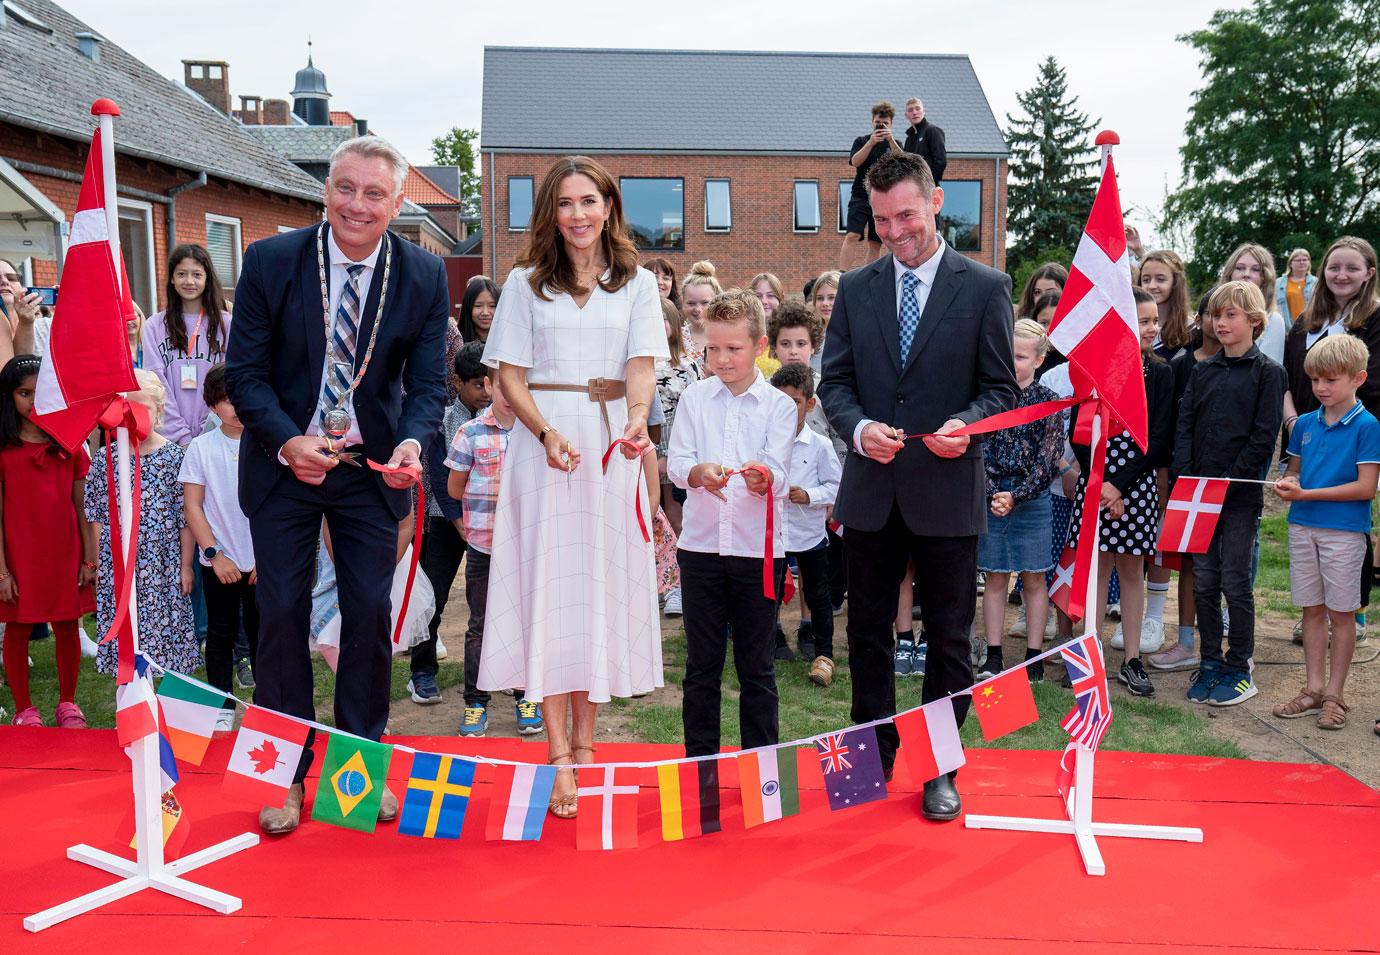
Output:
(819, 151), (1016, 821)
(226, 137), (449, 834)
(902, 97), (947, 184)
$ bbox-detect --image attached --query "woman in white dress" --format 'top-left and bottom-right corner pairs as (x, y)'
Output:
(481, 157), (669, 818)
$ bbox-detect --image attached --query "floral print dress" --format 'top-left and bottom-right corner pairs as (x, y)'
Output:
(86, 442), (200, 676)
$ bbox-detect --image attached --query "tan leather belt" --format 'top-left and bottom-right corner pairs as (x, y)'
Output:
(529, 378), (627, 442)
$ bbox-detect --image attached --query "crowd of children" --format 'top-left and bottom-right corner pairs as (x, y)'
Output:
(2, 229), (1378, 747)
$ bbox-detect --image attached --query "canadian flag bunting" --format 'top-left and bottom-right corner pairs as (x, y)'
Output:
(222, 706), (310, 808)
(1046, 155), (1147, 450)
(1155, 477), (1229, 554)
(32, 124), (139, 451)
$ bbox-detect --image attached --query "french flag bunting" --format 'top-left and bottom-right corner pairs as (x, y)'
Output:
(32, 124), (139, 452)
(1155, 477), (1228, 554)
(485, 763), (557, 842)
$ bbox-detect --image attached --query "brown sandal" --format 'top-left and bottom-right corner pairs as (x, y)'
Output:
(548, 751), (577, 819)
(1316, 695), (1349, 731)
(1272, 687), (1326, 719)
(573, 743), (597, 763)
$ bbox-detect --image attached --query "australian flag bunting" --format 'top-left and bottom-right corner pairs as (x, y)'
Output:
(816, 725), (888, 811)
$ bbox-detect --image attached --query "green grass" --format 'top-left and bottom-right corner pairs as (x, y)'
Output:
(620, 629), (1245, 759)
(6, 624), (1243, 762)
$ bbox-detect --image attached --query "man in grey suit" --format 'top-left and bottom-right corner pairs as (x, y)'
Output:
(819, 151), (1018, 821)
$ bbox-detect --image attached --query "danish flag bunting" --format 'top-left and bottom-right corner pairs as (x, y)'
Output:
(575, 766), (640, 850)
(1046, 155), (1147, 450)
(1155, 477), (1228, 554)
(1048, 545), (1078, 620)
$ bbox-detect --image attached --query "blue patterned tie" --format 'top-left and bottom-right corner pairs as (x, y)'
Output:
(899, 270), (921, 365)
(320, 263), (364, 422)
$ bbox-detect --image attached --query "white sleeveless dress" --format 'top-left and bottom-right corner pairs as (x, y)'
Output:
(478, 266), (669, 702)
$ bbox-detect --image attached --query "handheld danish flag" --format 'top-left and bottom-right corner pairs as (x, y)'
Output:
(1046, 153), (1147, 450)
(1049, 545), (1078, 620)
(1155, 477), (1228, 554)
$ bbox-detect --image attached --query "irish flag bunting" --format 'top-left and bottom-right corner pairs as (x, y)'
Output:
(895, 699), (966, 784)
(737, 745), (801, 829)
(156, 671), (227, 765)
(223, 706), (309, 807)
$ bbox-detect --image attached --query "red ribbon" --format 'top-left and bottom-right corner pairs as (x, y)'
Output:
(900, 396), (1084, 442)
(1065, 402), (1112, 622)
(366, 460), (424, 644)
(96, 397), (151, 685)
(602, 439), (652, 544)
(719, 464), (777, 601)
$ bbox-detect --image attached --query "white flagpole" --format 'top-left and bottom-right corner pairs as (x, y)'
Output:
(964, 131), (1203, 875)
(26, 99), (257, 934)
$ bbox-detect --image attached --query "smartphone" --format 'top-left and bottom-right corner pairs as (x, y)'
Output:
(26, 286), (57, 307)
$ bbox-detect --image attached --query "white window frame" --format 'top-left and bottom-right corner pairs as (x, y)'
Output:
(507, 176), (534, 231)
(792, 180), (821, 234)
(204, 212), (243, 286)
(116, 198), (156, 317)
(837, 181), (853, 233)
(704, 179), (731, 233)
(277, 224), (296, 234)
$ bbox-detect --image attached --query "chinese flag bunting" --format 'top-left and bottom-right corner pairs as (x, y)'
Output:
(1155, 477), (1228, 554)
(1046, 155), (1147, 450)
(973, 668), (1040, 741)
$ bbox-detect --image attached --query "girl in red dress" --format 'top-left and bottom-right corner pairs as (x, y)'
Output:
(0, 355), (97, 726)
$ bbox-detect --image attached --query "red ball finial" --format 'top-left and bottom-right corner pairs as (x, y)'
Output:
(91, 99), (121, 117)
(1095, 130), (1120, 146)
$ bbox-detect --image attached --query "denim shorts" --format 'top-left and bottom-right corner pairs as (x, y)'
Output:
(979, 492), (1054, 574)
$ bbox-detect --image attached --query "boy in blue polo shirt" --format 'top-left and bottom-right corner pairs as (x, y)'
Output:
(1272, 334), (1380, 731)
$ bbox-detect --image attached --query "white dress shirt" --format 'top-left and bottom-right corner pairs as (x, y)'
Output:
(668, 371), (798, 558)
(783, 424), (842, 553)
(309, 230), (381, 447)
(852, 237), (947, 456)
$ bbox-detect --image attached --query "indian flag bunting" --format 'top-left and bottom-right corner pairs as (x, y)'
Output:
(737, 745), (800, 829)
(156, 670), (228, 765)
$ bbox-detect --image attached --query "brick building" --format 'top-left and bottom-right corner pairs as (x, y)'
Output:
(480, 47), (1009, 292)
(0, 0), (323, 314)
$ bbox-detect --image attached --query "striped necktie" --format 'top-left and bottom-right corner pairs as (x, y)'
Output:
(320, 262), (364, 422)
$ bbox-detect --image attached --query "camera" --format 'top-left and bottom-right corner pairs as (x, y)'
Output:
(26, 286), (58, 307)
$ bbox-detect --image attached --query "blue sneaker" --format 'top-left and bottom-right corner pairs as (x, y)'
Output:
(1207, 669), (1257, 707)
(407, 672), (441, 705)
(459, 704), (487, 737)
(911, 642), (927, 679)
(515, 699), (544, 735)
(894, 639), (915, 675)
(1186, 662), (1221, 703)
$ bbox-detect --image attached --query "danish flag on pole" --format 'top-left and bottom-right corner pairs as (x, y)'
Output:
(1155, 477), (1229, 554)
(1046, 154), (1147, 450)
(32, 122), (139, 451)
(1048, 545), (1079, 620)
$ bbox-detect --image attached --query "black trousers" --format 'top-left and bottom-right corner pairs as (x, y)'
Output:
(1194, 506), (1259, 673)
(411, 516), (466, 677)
(200, 567), (259, 696)
(844, 505), (976, 771)
(776, 541), (835, 658)
(678, 550), (783, 757)
(827, 526), (848, 605)
(251, 463), (396, 784)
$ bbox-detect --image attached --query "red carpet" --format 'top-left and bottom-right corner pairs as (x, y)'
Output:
(2, 728), (1377, 953)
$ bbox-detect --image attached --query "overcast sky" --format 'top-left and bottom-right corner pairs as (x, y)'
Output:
(67, 0), (1240, 247)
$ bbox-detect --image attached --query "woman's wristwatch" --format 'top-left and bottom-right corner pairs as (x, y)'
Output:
(538, 425), (554, 443)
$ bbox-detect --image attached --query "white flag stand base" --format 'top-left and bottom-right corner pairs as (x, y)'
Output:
(24, 831), (260, 932)
(963, 744), (1202, 876)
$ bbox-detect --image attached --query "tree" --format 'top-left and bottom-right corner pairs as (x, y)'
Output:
(1004, 56), (1100, 272)
(1166, 0), (1380, 277)
(430, 126), (481, 217)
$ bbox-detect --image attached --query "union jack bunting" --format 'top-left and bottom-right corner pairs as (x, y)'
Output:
(817, 733), (853, 774)
(1059, 635), (1113, 749)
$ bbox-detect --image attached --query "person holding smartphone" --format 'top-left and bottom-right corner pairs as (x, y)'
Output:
(840, 101), (901, 272)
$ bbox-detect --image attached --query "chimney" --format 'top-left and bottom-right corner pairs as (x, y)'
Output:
(262, 99), (290, 126)
(354, 118), (368, 137)
(238, 95), (263, 125)
(75, 31), (102, 62)
(182, 59), (231, 115)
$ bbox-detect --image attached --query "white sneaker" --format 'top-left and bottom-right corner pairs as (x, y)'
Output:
(1008, 603), (1027, 637)
(435, 636), (448, 661)
(1111, 621), (1125, 650)
(664, 587), (683, 616)
(1045, 615), (1057, 638)
(214, 709), (235, 733)
(79, 628), (100, 659)
(1140, 617), (1165, 654)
